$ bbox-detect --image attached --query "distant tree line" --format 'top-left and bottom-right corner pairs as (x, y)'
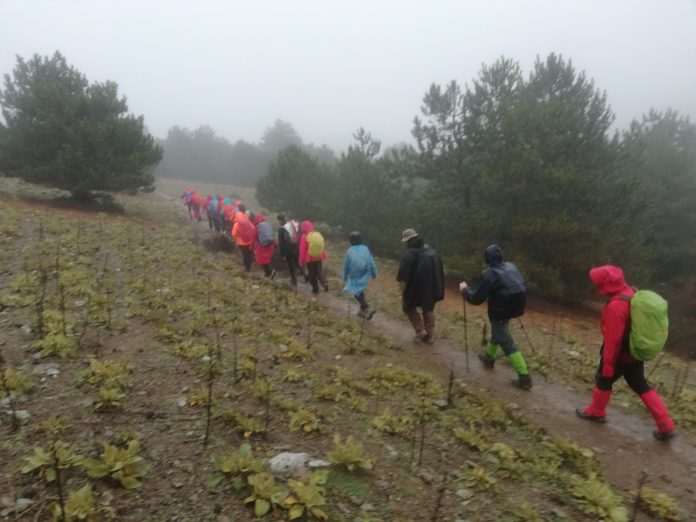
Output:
(153, 119), (336, 187)
(256, 54), (696, 355)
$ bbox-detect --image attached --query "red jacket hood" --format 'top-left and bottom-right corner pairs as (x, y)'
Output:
(301, 220), (315, 234)
(589, 265), (629, 296)
(253, 214), (265, 225)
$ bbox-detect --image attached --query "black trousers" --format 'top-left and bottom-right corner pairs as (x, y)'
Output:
(595, 356), (651, 395)
(239, 245), (254, 271)
(307, 261), (325, 293)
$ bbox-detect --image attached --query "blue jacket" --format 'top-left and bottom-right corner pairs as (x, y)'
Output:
(342, 245), (378, 296)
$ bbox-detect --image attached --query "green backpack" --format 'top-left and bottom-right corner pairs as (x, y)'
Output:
(618, 290), (669, 361)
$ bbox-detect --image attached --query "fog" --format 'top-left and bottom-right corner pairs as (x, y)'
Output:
(1, 0), (695, 150)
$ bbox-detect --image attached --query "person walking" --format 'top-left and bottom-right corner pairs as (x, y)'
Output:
(232, 206), (255, 271)
(342, 231), (378, 319)
(277, 214), (302, 287)
(396, 229), (444, 344)
(575, 265), (676, 440)
(459, 244), (531, 390)
(299, 220), (328, 294)
(253, 214), (276, 278)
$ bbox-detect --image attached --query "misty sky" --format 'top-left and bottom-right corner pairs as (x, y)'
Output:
(1, 0), (695, 151)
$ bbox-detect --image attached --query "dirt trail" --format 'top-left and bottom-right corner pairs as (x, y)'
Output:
(164, 192), (696, 514)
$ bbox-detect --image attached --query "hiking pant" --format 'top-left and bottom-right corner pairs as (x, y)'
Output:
(284, 253), (302, 286)
(239, 245), (254, 271)
(594, 354), (651, 395)
(490, 319), (519, 356)
(307, 261), (326, 293)
(355, 292), (369, 311)
(405, 307), (435, 339)
(207, 212), (213, 230)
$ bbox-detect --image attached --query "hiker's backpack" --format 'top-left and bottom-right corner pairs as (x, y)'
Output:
(236, 219), (255, 244)
(491, 262), (527, 319)
(257, 221), (274, 247)
(284, 220), (299, 243)
(618, 290), (669, 361)
(306, 231), (325, 258)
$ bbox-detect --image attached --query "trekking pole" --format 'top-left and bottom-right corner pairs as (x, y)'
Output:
(517, 318), (537, 354)
(462, 299), (470, 373)
(646, 352), (666, 381)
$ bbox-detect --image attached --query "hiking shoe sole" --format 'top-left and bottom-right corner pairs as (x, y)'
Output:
(478, 353), (495, 369)
(653, 430), (676, 441)
(575, 408), (606, 423)
(511, 379), (532, 391)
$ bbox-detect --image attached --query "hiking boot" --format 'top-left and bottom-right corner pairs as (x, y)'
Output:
(270, 269), (277, 280)
(653, 429), (676, 441)
(357, 308), (366, 319)
(366, 307), (376, 320)
(478, 352), (496, 369)
(323, 281), (329, 292)
(511, 374), (532, 390)
(575, 408), (607, 424)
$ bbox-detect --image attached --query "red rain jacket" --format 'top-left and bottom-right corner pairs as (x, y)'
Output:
(589, 265), (636, 378)
(298, 220), (327, 264)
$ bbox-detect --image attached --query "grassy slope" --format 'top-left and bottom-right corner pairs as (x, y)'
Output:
(0, 178), (690, 521)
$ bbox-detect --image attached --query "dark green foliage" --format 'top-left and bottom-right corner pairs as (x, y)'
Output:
(0, 51), (162, 198)
(412, 54), (649, 297)
(256, 145), (332, 220)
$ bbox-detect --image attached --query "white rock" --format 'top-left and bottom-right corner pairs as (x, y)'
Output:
(268, 452), (310, 476)
(20, 325), (32, 336)
(307, 459), (331, 469)
(15, 410), (31, 422)
(32, 363), (59, 376)
(176, 397), (187, 408)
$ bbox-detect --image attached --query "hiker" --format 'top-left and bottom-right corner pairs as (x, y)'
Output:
(253, 214), (276, 278)
(181, 187), (194, 219)
(575, 265), (676, 440)
(396, 229), (444, 344)
(299, 220), (328, 294)
(204, 194), (213, 229)
(277, 214), (303, 287)
(342, 232), (378, 319)
(232, 205), (255, 271)
(189, 192), (204, 222)
(208, 195), (219, 231)
(459, 244), (532, 390)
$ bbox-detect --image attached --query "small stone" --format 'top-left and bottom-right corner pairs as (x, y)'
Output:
(335, 355), (342, 360)
(268, 452), (310, 477)
(307, 459), (331, 469)
(20, 325), (32, 336)
(176, 397), (187, 408)
(349, 496), (363, 506)
(418, 471), (434, 485)
(172, 478), (185, 488)
(432, 399), (447, 409)
(361, 502), (375, 511)
(15, 410), (31, 422)
(456, 488), (474, 500)
(181, 386), (190, 393)
(375, 480), (390, 489)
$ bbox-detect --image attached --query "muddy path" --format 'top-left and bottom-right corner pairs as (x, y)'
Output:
(165, 192), (696, 515)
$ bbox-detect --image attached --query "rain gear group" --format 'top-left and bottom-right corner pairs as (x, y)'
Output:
(461, 245), (531, 390)
(342, 232), (378, 319)
(577, 265), (676, 439)
(299, 220), (328, 294)
(396, 233), (445, 343)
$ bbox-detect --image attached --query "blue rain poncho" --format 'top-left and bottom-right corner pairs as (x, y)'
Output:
(342, 245), (378, 296)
